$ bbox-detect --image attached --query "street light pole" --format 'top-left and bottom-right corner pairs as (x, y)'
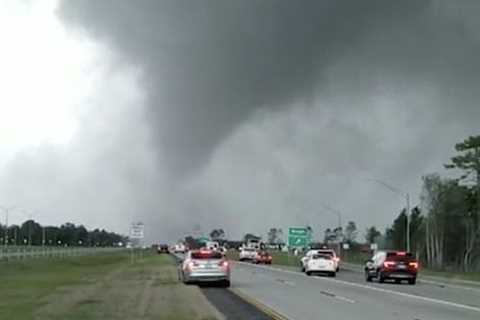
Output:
(406, 193), (410, 253)
(320, 203), (342, 230)
(368, 179), (411, 252)
(0, 206), (16, 248)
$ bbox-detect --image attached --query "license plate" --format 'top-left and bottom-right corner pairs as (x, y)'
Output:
(398, 265), (406, 269)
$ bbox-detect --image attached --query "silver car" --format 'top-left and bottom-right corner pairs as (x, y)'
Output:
(179, 249), (231, 287)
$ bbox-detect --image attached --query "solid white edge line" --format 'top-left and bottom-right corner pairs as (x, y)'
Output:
(235, 261), (480, 313)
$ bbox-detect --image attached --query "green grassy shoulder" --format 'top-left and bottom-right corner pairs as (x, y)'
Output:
(0, 251), (218, 320)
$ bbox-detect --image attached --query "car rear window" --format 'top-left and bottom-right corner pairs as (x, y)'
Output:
(191, 251), (223, 259)
(386, 252), (414, 261)
(313, 254), (332, 260)
(317, 251), (334, 256)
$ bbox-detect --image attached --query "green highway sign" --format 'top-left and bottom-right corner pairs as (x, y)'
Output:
(288, 227), (311, 248)
(198, 236), (210, 243)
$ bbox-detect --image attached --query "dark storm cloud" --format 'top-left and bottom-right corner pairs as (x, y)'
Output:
(23, 0), (478, 239)
(57, 0), (439, 176)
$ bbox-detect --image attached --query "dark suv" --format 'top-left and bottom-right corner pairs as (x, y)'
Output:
(157, 244), (170, 254)
(365, 251), (418, 285)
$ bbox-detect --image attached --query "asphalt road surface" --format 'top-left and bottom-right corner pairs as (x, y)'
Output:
(231, 262), (480, 320)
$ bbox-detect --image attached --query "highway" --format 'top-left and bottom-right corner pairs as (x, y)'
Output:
(230, 262), (480, 320)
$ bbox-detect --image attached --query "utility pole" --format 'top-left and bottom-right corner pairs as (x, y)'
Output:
(4, 210), (7, 247)
(406, 193), (410, 253)
(42, 226), (46, 247)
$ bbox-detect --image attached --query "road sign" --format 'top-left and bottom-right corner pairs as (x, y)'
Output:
(198, 236), (210, 243)
(130, 222), (144, 239)
(288, 227), (310, 248)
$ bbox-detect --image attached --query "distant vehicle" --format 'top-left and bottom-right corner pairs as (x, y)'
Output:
(364, 251), (418, 285)
(179, 249), (230, 287)
(157, 244), (169, 254)
(205, 241), (220, 251)
(246, 239), (261, 249)
(239, 247), (257, 261)
(317, 249), (340, 271)
(300, 249), (340, 272)
(217, 246), (227, 256)
(174, 243), (186, 254)
(305, 254), (336, 277)
(254, 250), (272, 264)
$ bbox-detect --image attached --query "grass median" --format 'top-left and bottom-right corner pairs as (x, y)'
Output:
(0, 251), (219, 320)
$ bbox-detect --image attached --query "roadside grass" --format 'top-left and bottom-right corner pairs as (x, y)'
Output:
(420, 269), (480, 282)
(0, 251), (130, 320)
(0, 251), (219, 320)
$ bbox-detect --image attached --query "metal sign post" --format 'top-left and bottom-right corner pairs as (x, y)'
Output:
(129, 222), (145, 264)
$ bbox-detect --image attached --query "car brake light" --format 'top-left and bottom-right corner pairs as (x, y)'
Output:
(334, 257), (340, 262)
(383, 261), (395, 268)
(409, 262), (419, 269)
(219, 260), (229, 268)
(397, 251), (406, 256)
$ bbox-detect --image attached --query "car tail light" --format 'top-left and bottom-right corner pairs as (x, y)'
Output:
(219, 260), (229, 268)
(409, 262), (419, 269)
(334, 257), (340, 262)
(383, 261), (395, 268)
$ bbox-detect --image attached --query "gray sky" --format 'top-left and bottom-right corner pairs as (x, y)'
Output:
(1, 0), (479, 242)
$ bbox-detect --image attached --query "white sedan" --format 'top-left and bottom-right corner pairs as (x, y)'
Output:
(300, 249), (322, 272)
(305, 254), (336, 277)
(239, 247), (257, 261)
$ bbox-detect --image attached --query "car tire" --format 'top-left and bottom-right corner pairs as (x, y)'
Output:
(365, 272), (372, 282)
(330, 272), (336, 277)
(301, 267), (305, 272)
(306, 271), (312, 276)
(336, 267), (340, 272)
(408, 278), (416, 285)
(223, 280), (231, 288)
(378, 273), (385, 283)
(395, 279), (401, 284)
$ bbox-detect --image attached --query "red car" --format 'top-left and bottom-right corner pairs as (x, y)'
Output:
(365, 251), (419, 285)
(254, 251), (272, 264)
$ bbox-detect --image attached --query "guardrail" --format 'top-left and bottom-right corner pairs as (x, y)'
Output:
(0, 246), (124, 261)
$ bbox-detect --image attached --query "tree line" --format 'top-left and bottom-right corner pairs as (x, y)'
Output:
(0, 220), (127, 247)
(364, 135), (480, 271)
